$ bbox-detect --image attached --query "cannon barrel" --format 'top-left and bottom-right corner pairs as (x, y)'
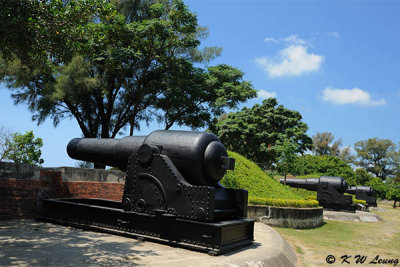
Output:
(67, 130), (233, 186)
(347, 186), (375, 196)
(279, 178), (319, 191)
(280, 176), (349, 194)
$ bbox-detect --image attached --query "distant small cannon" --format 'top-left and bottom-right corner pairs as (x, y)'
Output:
(347, 186), (377, 207)
(280, 176), (355, 212)
(39, 130), (254, 255)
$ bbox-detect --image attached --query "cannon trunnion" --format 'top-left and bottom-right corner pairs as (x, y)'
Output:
(39, 130), (254, 255)
(280, 176), (355, 212)
(347, 186), (377, 207)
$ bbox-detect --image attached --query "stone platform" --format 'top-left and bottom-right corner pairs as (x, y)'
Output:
(248, 205), (324, 229)
(0, 220), (297, 267)
(323, 210), (382, 222)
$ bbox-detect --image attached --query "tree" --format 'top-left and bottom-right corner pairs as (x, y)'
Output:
(312, 132), (336, 155)
(291, 155), (355, 181)
(354, 138), (397, 180)
(1, 0), (198, 138)
(0, 0), (255, 163)
(366, 177), (387, 200)
(155, 64), (257, 129)
(3, 130), (44, 165)
(0, 126), (13, 161)
(276, 138), (299, 182)
(209, 98), (312, 169)
(312, 132), (354, 163)
(352, 168), (374, 186)
(386, 177), (400, 208)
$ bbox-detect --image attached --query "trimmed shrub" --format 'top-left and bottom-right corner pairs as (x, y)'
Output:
(249, 196), (319, 208)
(221, 151), (303, 200)
(353, 198), (367, 205)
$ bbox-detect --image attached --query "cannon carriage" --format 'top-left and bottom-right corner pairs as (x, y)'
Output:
(347, 185), (377, 207)
(39, 130), (254, 255)
(280, 176), (356, 212)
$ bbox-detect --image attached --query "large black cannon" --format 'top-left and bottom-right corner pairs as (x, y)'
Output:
(347, 186), (377, 207)
(280, 176), (355, 212)
(39, 130), (254, 255)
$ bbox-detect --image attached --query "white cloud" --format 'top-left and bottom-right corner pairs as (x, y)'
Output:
(257, 90), (277, 99)
(264, 34), (309, 46)
(326, 32), (340, 38)
(322, 87), (386, 106)
(255, 45), (324, 78)
(264, 37), (279, 44)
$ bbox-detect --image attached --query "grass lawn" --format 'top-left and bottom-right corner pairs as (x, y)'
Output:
(272, 202), (400, 266)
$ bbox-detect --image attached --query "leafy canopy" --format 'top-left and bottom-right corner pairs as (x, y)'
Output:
(366, 177), (387, 200)
(0, 126), (13, 161)
(354, 138), (398, 180)
(0, 0), (256, 143)
(291, 155), (355, 181)
(3, 130), (44, 166)
(346, 168), (374, 186)
(386, 177), (400, 207)
(209, 98), (312, 169)
(312, 132), (354, 163)
(276, 138), (299, 178)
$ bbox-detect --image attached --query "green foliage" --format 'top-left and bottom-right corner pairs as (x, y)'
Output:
(0, 125), (13, 161)
(347, 168), (374, 186)
(312, 132), (340, 156)
(0, 0), (255, 143)
(276, 138), (299, 177)
(354, 138), (397, 180)
(210, 98), (312, 169)
(352, 198), (367, 205)
(154, 63), (257, 130)
(221, 151), (304, 200)
(292, 155), (354, 181)
(366, 177), (387, 200)
(3, 130), (44, 165)
(343, 193), (367, 205)
(248, 196), (319, 208)
(386, 177), (400, 202)
(287, 187), (318, 200)
(312, 132), (354, 163)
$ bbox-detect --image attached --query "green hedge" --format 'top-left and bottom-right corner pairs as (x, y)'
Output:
(221, 151), (303, 200)
(344, 193), (367, 205)
(249, 196), (319, 208)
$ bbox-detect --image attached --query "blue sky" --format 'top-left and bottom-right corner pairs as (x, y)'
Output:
(1, 0), (400, 167)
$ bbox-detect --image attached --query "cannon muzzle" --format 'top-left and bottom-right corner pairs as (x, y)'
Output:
(347, 186), (375, 196)
(67, 130), (234, 186)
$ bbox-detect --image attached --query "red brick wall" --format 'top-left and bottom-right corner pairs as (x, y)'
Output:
(0, 179), (39, 220)
(0, 168), (124, 220)
(67, 182), (124, 201)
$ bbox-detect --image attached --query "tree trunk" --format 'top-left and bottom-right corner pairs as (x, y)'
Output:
(394, 200), (397, 209)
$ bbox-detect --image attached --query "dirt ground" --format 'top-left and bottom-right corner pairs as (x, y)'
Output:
(0, 220), (296, 267)
(273, 202), (400, 267)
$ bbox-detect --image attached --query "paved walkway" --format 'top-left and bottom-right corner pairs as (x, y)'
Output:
(0, 220), (296, 267)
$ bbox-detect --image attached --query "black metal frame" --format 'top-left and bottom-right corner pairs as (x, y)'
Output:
(39, 198), (254, 255)
(355, 191), (377, 207)
(317, 182), (355, 212)
(39, 143), (254, 254)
